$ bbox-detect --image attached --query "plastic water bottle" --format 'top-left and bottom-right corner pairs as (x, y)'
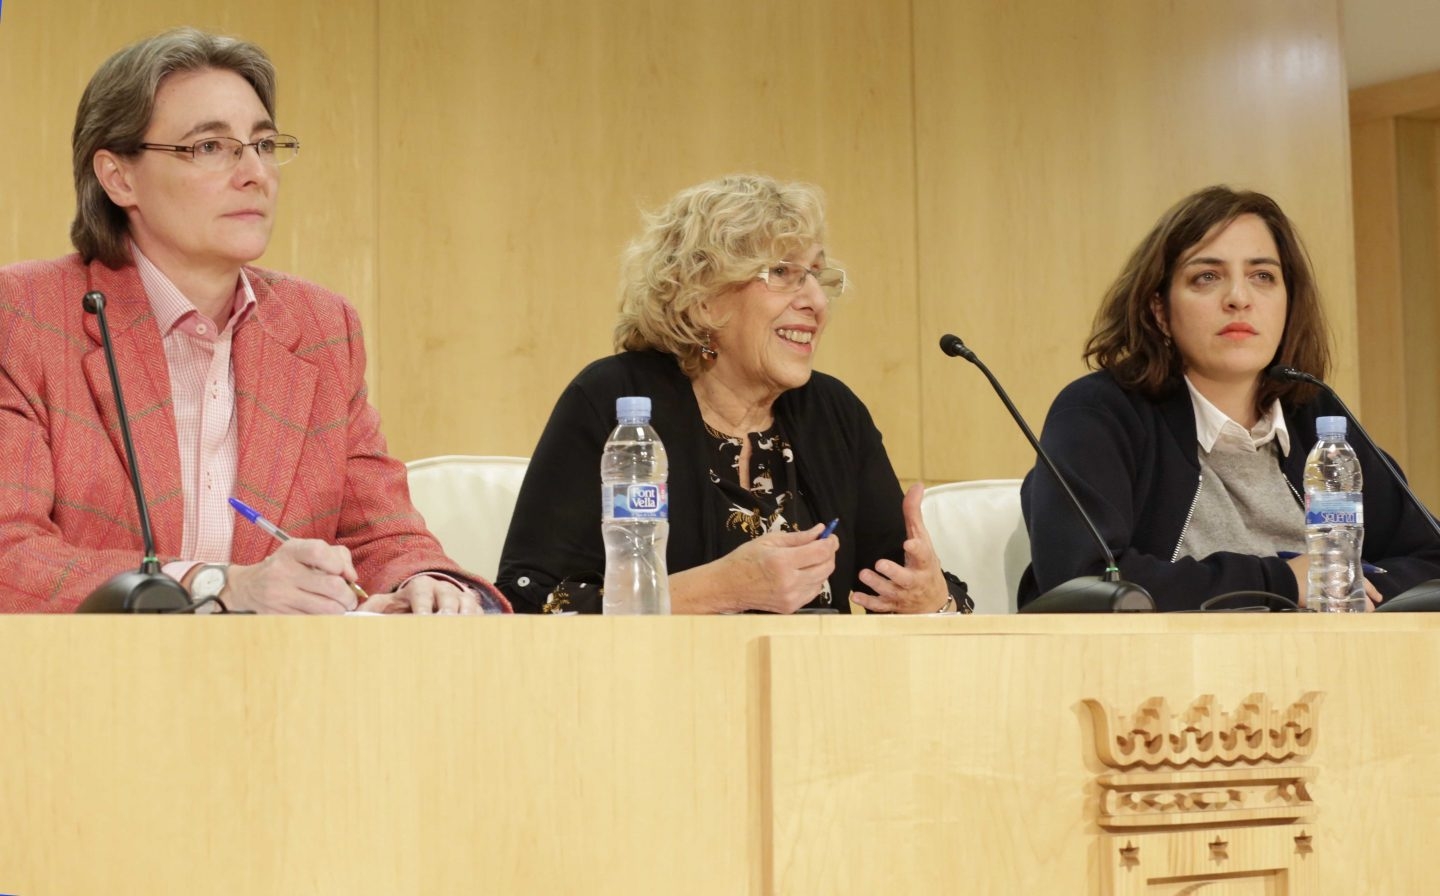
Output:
(601, 396), (671, 614)
(1304, 415), (1366, 612)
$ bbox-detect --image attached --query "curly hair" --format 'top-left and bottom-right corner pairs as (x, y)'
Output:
(71, 27), (278, 268)
(614, 174), (827, 376)
(1084, 185), (1331, 412)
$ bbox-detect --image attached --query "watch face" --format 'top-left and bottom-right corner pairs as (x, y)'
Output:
(193, 566), (227, 599)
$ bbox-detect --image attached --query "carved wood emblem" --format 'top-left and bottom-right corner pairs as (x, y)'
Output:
(1084, 692), (1322, 769)
(1083, 693), (1323, 894)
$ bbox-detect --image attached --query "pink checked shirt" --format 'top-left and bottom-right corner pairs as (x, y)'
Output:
(135, 248), (256, 581)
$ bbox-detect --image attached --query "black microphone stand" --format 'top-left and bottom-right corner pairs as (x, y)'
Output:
(1268, 364), (1440, 612)
(940, 334), (1153, 612)
(75, 291), (192, 613)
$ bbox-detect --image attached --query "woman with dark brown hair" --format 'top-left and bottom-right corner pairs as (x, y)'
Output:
(1019, 185), (1440, 611)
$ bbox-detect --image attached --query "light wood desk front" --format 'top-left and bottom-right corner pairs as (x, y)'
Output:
(1, 615), (1436, 894)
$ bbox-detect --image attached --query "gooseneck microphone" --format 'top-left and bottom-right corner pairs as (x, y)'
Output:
(75, 291), (192, 613)
(940, 334), (1153, 612)
(1267, 364), (1440, 612)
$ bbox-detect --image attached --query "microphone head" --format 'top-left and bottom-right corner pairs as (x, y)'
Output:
(939, 333), (975, 361)
(82, 291), (106, 314)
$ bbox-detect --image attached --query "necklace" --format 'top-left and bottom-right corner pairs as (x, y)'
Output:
(693, 386), (773, 437)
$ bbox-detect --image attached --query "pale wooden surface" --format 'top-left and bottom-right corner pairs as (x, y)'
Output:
(0, 0), (1359, 485)
(1348, 70), (1440, 508)
(2, 614), (1438, 895)
(762, 618), (1440, 895)
(1100, 827), (1315, 895)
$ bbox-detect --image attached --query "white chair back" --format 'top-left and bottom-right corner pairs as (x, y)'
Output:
(405, 455), (529, 581)
(920, 479), (1029, 615)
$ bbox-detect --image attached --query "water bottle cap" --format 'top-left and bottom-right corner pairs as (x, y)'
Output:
(1316, 415), (1347, 439)
(616, 396), (652, 422)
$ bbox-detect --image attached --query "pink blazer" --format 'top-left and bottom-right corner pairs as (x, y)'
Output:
(0, 255), (508, 612)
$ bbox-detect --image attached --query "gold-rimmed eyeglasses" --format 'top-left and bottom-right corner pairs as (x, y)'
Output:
(756, 261), (847, 299)
(136, 134), (300, 171)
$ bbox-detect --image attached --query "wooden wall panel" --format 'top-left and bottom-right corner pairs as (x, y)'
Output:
(375, 0), (920, 466)
(1350, 119), (1407, 462)
(1351, 69), (1440, 123)
(1394, 119), (1440, 504)
(4, 1), (1359, 489)
(1350, 74), (1440, 509)
(913, 0), (1356, 480)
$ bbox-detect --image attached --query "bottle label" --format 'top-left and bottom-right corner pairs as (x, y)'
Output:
(1305, 492), (1363, 527)
(604, 483), (668, 520)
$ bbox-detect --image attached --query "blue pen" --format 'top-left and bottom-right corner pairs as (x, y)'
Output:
(229, 497), (370, 601)
(819, 518), (839, 539)
(1277, 550), (1385, 576)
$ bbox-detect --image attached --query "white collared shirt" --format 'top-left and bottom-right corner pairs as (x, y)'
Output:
(1184, 376), (1291, 457)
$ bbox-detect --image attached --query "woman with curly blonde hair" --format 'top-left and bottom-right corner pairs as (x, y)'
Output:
(499, 174), (969, 615)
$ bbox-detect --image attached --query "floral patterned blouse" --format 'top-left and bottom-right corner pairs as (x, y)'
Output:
(704, 420), (833, 610)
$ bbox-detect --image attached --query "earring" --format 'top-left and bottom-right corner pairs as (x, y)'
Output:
(700, 332), (718, 361)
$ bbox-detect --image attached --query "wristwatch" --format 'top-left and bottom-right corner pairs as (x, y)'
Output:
(190, 563), (229, 603)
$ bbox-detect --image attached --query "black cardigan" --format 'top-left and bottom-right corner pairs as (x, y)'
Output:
(497, 351), (917, 613)
(1019, 370), (1440, 611)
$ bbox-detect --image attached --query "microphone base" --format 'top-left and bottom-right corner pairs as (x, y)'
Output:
(1375, 579), (1440, 613)
(76, 571), (192, 613)
(1020, 576), (1155, 614)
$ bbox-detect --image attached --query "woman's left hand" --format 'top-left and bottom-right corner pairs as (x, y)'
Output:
(852, 483), (952, 614)
(359, 575), (483, 614)
(1364, 578), (1383, 611)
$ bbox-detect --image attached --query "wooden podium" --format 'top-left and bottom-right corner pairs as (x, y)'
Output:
(2, 614), (1437, 894)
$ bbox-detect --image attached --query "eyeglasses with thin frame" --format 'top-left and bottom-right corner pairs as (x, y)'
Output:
(755, 261), (847, 299)
(135, 134), (300, 171)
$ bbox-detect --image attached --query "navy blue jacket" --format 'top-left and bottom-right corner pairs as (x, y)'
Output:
(1020, 371), (1440, 611)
